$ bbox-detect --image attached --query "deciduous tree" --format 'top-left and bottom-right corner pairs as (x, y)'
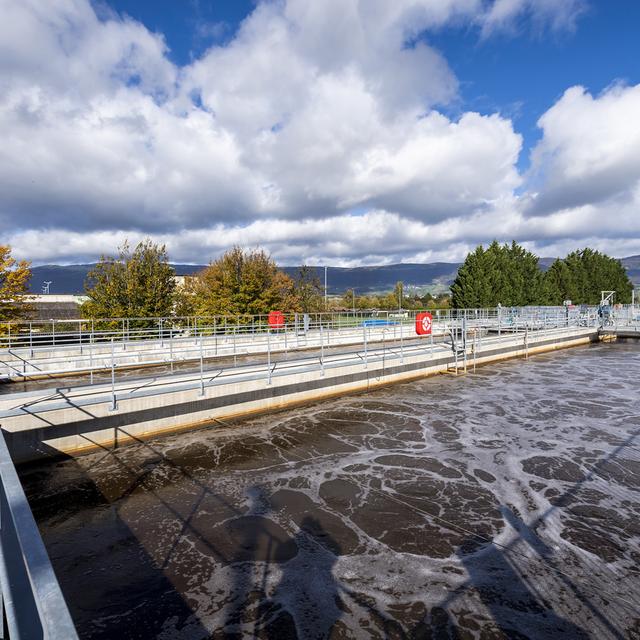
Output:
(295, 265), (324, 313)
(0, 245), (32, 324)
(82, 240), (176, 324)
(186, 247), (301, 318)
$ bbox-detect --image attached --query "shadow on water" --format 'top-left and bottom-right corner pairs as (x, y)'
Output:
(19, 444), (212, 639)
(20, 434), (352, 639)
(17, 418), (640, 638)
(454, 535), (590, 640)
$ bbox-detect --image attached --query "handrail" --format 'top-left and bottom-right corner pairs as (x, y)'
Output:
(0, 429), (78, 639)
(0, 306), (601, 350)
(0, 325), (593, 419)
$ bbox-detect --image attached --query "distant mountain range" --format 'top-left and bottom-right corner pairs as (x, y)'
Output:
(29, 256), (640, 295)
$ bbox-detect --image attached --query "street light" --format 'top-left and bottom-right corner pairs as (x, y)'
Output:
(324, 265), (328, 310)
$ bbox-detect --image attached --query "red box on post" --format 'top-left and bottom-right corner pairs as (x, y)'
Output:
(415, 312), (432, 335)
(268, 310), (285, 329)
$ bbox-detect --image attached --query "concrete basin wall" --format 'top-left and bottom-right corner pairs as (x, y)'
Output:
(0, 326), (598, 463)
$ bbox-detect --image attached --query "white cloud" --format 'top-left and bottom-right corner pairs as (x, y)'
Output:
(2, 0), (639, 267)
(480, 0), (588, 36)
(527, 83), (640, 217)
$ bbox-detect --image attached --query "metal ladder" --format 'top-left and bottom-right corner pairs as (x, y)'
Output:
(447, 318), (467, 375)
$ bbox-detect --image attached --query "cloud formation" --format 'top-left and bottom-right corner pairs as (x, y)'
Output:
(1, 0), (637, 265)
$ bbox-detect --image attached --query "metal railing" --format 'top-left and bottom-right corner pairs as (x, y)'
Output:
(0, 307), (598, 352)
(0, 307), (600, 383)
(0, 321), (597, 420)
(0, 429), (79, 639)
(0, 307), (589, 350)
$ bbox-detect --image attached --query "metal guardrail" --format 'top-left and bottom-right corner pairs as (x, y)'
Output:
(0, 324), (596, 419)
(0, 307), (586, 350)
(0, 429), (78, 639)
(0, 308), (597, 383)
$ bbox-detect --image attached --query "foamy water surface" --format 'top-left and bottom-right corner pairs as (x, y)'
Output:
(20, 342), (640, 639)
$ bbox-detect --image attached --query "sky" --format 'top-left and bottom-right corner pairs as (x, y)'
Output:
(1, 0), (640, 266)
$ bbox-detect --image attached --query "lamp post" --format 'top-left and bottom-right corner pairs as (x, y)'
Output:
(324, 265), (328, 310)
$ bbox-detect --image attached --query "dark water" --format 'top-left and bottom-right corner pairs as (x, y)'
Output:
(20, 342), (640, 639)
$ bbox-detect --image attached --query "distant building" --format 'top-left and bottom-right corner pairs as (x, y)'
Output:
(28, 294), (88, 320)
(173, 274), (197, 289)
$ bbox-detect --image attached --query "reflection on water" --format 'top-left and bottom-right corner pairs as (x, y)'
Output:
(19, 342), (640, 639)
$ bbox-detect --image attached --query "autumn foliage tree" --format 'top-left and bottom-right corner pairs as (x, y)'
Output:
(295, 265), (324, 313)
(0, 244), (32, 325)
(82, 240), (176, 325)
(181, 247), (301, 318)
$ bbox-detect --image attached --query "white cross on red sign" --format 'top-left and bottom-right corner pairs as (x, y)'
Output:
(415, 312), (433, 335)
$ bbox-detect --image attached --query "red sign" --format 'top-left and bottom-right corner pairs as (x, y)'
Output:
(415, 312), (433, 335)
(268, 310), (285, 329)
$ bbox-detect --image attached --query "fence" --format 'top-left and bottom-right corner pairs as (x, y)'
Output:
(0, 307), (608, 383)
(0, 306), (609, 350)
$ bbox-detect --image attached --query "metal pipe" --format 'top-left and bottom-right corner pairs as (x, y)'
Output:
(169, 326), (174, 374)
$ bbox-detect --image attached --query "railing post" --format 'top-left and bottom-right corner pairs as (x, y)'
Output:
(110, 337), (117, 411)
(89, 334), (94, 384)
(233, 326), (237, 367)
(199, 335), (205, 396)
(400, 318), (404, 364)
(363, 325), (368, 369)
(169, 326), (174, 374)
(267, 330), (272, 385)
(320, 324), (324, 377)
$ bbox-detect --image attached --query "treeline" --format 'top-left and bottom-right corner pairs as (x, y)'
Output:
(451, 241), (633, 308)
(342, 285), (451, 311)
(81, 241), (326, 321)
(1, 240), (634, 327)
(81, 241), (455, 321)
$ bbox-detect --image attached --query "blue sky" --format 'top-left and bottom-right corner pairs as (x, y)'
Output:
(3, 0), (640, 265)
(102, 0), (640, 171)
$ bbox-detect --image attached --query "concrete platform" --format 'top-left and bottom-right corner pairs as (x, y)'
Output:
(0, 326), (599, 463)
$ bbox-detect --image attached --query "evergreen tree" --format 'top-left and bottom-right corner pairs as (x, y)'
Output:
(451, 241), (544, 308)
(82, 240), (176, 325)
(544, 248), (632, 304)
(543, 259), (577, 305)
